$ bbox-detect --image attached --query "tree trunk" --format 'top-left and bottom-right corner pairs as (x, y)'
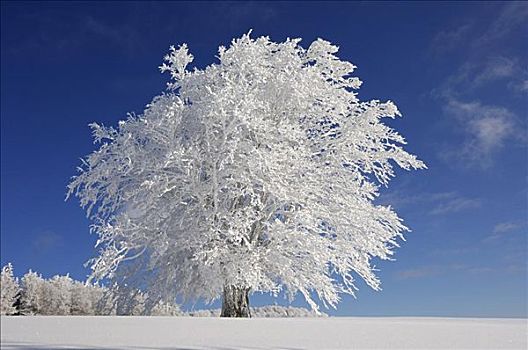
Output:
(220, 285), (251, 317)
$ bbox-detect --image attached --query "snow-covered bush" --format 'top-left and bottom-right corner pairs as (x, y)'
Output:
(252, 305), (326, 318)
(186, 309), (221, 317)
(150, 300), (182, 316)
(186, 306), (326, 318)
(1, 263), (19, 315)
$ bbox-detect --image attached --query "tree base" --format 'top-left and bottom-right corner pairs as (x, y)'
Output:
(220, 285), (251, 317)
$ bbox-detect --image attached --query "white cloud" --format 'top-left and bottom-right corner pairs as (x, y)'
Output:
(493, 221), (523, 234)
(440, 56), (527, 95)
(475, 2), (528, 47)
(31, 230), (64, 253)
(472, 56), (518, 86)
(429, 195), (481, 215)
(430, 22), (473, 54)
(427, 191), (483, 215)
(431, 3), (527, 168)
(509, 79), (528, 94)
(520, 80), (528, 92)
(395, 266), (440, 280)
(431, 3), (528, 54)
(429, 191), (458, 201)
(394, 263), (518, 280)
(378, 189), (481, 216)
(442, 97), (520, 167)
(482, 220), (526, 243)
(432, 246), (479, 256)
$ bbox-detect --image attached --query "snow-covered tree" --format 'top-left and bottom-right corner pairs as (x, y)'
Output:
(14, 267), (162, 316)
(68, 32), (425, 317)
(19, 270), (46, 315)
(95, 285), (117, 316)
(1, 263), (19, 315)
(128, 290), (146, 316)
(104, 283), (146, 316)
(71, 280), (103, 315)
(42, 275), (73, 315)
(19, 271), (77, 315)
(85, 283), (105, 315)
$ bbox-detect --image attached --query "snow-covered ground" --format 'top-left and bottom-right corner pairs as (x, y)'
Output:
(1, 316), (526, 349)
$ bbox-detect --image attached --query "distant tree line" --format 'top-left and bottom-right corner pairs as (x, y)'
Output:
(1, 264), (325, 317)
(0, 263), (180, 316)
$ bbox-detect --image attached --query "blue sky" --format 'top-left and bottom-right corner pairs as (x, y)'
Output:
(1, 1), (526, 317)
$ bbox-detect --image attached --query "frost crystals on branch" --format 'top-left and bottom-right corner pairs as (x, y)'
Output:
(68, 32), (426, 316)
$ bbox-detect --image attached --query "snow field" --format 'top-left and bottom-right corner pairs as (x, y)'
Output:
(1, 316), (526, 349)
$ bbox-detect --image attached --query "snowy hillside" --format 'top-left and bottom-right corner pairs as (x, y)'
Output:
(1, 316), (526, 349)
